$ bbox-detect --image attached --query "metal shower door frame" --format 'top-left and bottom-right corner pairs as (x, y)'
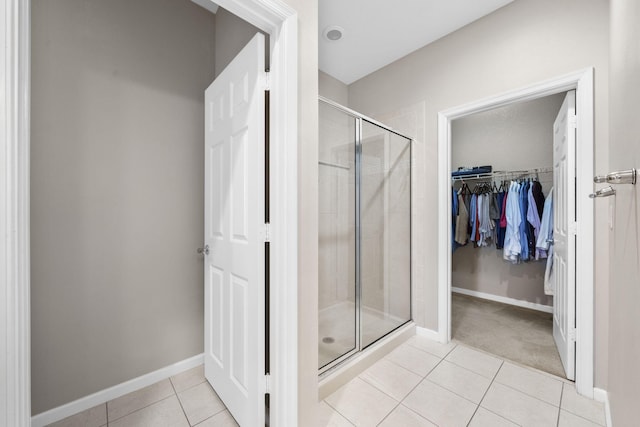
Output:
(318, 97), (412, 376)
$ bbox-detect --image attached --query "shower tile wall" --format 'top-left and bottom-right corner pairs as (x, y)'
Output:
(360, 136), (385, 314)
(387, 135), (411, 320)
(318, 106), (355, 311)
(360, 126), (411, 323)
(368, 103), (425, 327)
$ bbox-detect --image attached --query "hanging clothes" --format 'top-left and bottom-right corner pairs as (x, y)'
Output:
(469, 194), (478, 244)
(455, 193), (469, 245)
(489, 192), (501, 244)
(531, 180), (545, 219)
(478, 193), (493, 247)
(503, 181), (522, 263)
(518, 181), (530, 261)
(527, 183), (544, 259)
(452, 188), (459, 252)
(496, 190), (507, 249)
(537, 188), (554, 254)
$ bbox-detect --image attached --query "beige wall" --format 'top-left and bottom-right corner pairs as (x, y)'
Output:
(319, 70), (349, 105)
(30, 0), (216, 414)
(607, 0), (640, 423)
(451, 94), (564, 306)
(348, 0), (609, 387)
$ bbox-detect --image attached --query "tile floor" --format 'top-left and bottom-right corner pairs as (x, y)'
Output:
(47, 365), (238, 427)
(48, 335), (607, 427)
(320, 335), (607, 427)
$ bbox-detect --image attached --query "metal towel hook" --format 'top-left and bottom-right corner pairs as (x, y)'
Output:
(593, 168), (636, 185)
(589, 186), (616, 198)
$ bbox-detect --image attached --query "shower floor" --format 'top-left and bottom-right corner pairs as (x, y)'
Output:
(318, 301), (407, 369)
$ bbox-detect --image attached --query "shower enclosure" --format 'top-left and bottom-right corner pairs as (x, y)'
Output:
(318, 97), (412, 373)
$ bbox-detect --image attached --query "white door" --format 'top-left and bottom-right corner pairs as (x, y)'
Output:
(204, 33), (267, 426)
(552, 90), (577, 380)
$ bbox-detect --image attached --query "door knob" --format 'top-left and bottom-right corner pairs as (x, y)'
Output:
(197, 245), (210, 255)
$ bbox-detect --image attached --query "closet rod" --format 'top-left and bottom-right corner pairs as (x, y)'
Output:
(451, 167), (553, 182)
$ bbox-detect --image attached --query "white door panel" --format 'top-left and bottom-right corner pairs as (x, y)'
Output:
(553, 90), (576, 380)
(204, 33), (266, 426)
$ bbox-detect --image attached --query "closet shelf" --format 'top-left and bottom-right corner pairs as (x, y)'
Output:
(451, 167), (552, 182)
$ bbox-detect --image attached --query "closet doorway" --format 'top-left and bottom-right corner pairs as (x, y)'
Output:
(449, 92), (568, 378)
(437, 69), (595, 396)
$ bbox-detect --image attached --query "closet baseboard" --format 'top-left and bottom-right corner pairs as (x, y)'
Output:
(31, 353), (204, 427)
(452, 287), (553, 313)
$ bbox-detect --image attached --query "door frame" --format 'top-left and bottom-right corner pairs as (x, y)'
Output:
(437, 68), (595, 397)
(0, 0), (300, 426)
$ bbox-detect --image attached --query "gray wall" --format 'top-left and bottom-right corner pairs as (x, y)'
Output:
(348, 0), (610, 387)
(213, 7), (265, 77)
(319, 71), (349, 106)
(31, 0), (215, 414)
(607, 0), (640, 424)
(451, 94), (564, 307)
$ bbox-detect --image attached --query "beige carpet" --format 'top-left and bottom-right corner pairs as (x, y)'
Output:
(452, 293), (566, 378)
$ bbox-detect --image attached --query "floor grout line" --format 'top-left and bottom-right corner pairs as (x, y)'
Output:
(467, 359), (504, 426)
(494, 377), (563, 408)
(322, 397), (357, 426)
(169, 377), (192, 426)
(372, 350), (445, 424)
(107, 394), (177, 425)
(394, 353), (451, 426)
(556, 384), (565, 427)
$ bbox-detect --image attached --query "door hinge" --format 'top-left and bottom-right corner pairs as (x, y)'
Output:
(264, 223), (271, 242)
(264, 373), (271, 394)
(569, 328), (577, 342)
(568, 222), (578, 235)
(569, 113), (577, 129)
(265, 71), (270, 91)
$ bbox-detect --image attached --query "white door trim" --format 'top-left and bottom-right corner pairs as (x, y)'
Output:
(437, 68), (595, 397)
(0, 0), (299, 425)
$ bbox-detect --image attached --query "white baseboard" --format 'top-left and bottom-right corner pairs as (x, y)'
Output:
(452, 287), (553, 314)
(415, 326), (442, 342)
(593, 388), (612, 427)
(31, 353), (204, 427)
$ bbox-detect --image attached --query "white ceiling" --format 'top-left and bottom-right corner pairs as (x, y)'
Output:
(319, 0), (514, 85)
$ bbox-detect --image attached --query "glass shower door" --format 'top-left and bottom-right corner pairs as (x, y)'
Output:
(359, 120), (412, 348)
(318, 101), (357, 370)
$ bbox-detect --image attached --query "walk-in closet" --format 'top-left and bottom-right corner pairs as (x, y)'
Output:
(450, 92), (573, 379)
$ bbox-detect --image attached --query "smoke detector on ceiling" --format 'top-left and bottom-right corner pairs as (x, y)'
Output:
(323, 26), (344, 41)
